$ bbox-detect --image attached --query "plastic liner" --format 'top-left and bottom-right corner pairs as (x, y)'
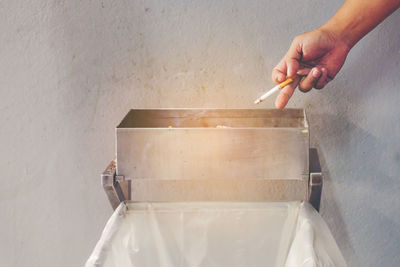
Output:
(86, 202), (346, 267)
(285, 202), (346, 267)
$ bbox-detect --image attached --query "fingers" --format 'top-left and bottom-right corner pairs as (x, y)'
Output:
(296, 68), (311, 76)
(274, 66), (329, 110)
(315, 67), (328, 89)
(272, 69), (286, 84)
(272, 37), (302, 84)
(286, 58), (300, 78)
(272, 58), (287, 84)
(298, 67), (322, 92)
(275, 76), (300, 109)
(285, 38), (302, 78)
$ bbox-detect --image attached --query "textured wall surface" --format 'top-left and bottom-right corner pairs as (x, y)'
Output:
(1, 1), (399, 266)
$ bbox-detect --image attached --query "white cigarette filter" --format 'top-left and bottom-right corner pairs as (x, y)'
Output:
(254, 78), (293, 104)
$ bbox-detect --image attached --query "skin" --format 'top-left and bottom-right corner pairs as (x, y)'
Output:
(272, 0), (400, 109)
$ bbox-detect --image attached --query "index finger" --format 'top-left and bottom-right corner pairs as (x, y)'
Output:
(275, 76), (300, 109)
(285, 40), (302, 78)
(272, 58), (287, 84)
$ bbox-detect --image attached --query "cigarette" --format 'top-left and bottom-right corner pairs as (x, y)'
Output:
(254, 78), (293, 104)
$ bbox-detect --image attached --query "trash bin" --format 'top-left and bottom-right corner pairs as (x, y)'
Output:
(87, 109), (346, 267)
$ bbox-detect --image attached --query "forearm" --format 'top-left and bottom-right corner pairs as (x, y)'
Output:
(321, 0), (400, 48)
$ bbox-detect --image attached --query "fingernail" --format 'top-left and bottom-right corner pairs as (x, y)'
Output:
(312, 68), (320, 78)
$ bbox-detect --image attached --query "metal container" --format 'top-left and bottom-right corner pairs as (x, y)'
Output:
(112, 108), (310, 202)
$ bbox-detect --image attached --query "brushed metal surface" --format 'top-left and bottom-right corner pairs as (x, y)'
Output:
(116, 108), (309, 201)
(117, 109), (308, 180)
(130, 179), (307, 202)
(117, 109), (307, 128)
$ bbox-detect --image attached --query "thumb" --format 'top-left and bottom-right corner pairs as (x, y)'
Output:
(285, 38), (303, 78)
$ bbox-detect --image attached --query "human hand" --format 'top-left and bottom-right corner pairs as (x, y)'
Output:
(272, 28), (351, 109)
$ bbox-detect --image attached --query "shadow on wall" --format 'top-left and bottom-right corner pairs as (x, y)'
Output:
(311, 110), (400, 266)
(311, 113), (357, 264)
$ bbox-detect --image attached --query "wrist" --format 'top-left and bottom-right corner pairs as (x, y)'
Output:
(319, 19), (355, 51)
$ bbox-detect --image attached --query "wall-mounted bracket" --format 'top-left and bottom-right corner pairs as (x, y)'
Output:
(101, 161), (129, 210)
(102, 148), (323, 211)
(308, 148), (323, 212)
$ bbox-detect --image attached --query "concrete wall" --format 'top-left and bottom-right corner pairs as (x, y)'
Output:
(1, 0), (399, 266)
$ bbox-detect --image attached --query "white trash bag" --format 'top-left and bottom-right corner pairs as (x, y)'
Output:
(86, 201), (346, 267)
